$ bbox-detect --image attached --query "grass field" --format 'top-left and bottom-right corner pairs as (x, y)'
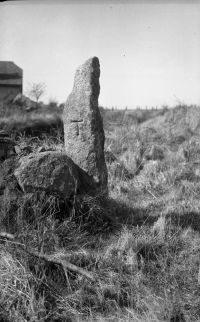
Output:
(0, 103), (200, 321)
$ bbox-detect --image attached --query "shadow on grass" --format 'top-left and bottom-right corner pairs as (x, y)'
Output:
(104, 197), (157, 229)
(0, 156), (158, 238)
(167, 211), (200, 233)
(112, 205), (200, 234)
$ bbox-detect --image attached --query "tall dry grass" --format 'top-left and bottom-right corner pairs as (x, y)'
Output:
(0, 104), (200, 321)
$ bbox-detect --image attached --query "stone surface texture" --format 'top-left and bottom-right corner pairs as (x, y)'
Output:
(14, 151), (94, 197)
(63, 57), (107, 192)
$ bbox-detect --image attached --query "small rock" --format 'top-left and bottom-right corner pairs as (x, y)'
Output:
(14, 145), (21, 154)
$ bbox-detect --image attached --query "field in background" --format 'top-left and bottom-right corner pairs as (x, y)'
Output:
(0, 99), (167, 137)
(1, 102), (200, 321)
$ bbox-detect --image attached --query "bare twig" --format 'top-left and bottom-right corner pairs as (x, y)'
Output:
(0, 232), (95, 281)
(24, 248), (95, 281)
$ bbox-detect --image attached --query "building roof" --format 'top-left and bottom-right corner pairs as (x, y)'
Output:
(0, 61), (22, 86)
(0, 61), (22, 76)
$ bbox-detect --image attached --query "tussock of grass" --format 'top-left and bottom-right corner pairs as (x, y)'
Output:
(0, 247), (47, 322)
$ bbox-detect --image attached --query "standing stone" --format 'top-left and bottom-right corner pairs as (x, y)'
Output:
(63, 57), (108, 193)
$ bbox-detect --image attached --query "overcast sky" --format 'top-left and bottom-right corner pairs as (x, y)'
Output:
(0, 0), (200, 108)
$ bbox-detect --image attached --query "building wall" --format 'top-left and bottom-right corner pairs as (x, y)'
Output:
(0, 85), (22, 101)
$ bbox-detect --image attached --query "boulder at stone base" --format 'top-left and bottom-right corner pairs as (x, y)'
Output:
(14, 151), (94, 197)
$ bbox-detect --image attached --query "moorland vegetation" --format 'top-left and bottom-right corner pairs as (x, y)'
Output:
(0, 99), (200, 321)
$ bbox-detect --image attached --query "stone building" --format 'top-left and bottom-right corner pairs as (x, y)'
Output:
(0, 61), (23, 101)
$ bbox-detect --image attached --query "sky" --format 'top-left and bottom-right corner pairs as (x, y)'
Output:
(0, 0), (200, 109)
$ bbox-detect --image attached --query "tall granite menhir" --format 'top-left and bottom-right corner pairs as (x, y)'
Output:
(63, 57), (108, 193)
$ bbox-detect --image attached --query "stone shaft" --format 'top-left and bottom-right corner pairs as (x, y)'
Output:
(63, 57), (107, 192)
